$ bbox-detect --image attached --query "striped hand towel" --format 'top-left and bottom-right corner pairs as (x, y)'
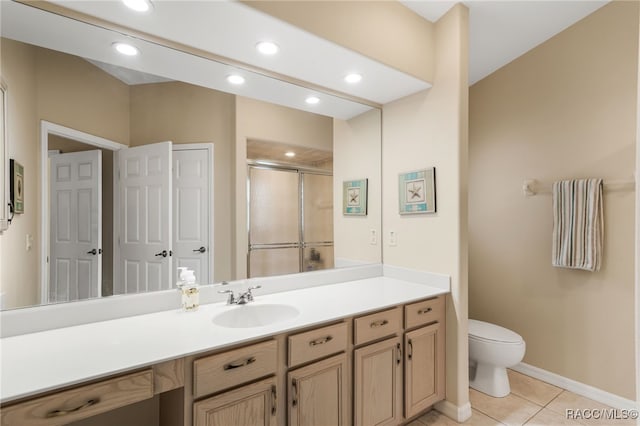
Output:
(552, 179), (603, 272)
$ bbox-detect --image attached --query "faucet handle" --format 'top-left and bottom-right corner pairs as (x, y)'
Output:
(245, 285), (261, 302)
(218, 289), (236, 304)
(247, 285), (261, 291)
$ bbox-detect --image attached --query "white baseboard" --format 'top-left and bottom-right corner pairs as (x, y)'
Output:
(512, 363), (638, 411)
(435, 400), (472, 422)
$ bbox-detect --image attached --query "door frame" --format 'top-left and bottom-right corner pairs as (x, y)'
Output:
(39, 120), (126, 304)
(171, 143), (214, 285)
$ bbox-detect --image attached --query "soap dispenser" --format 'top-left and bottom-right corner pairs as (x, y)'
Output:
(177, 267), (199, 311)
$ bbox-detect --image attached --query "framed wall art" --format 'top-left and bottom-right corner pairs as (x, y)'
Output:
(399, 168), (436, 214)
(10, 159), (24, 214)
(343, 179), (368, 216)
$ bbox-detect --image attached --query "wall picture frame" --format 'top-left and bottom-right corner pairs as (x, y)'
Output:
(10, 159), (24, 214)
(343, 179), (368, 216)
(399, 168), (436, 214)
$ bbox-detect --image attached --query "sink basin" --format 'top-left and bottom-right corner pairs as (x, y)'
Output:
(212, 304), (300, 328)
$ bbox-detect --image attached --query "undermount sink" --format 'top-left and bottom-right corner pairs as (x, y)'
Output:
(212, 304), (300, 328)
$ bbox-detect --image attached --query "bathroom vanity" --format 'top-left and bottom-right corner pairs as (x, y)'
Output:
(0, 272), (448, 426)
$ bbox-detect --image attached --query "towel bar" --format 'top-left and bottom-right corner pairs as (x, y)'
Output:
(522, 178), (635, 197)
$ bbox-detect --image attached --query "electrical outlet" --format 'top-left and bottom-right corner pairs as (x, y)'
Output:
(369, 229), (377, 245)
(389, 231), (397, 247)
(25, 234), (33, 251)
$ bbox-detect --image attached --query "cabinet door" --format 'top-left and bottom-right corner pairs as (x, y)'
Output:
(354, 337), (402, 426)
(288, 353), (348, 426)
(404, 322), (445, 418)
(193, 377), (277, 426)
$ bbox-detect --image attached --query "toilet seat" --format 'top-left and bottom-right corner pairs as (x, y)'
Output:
(469, 319), (523, 344)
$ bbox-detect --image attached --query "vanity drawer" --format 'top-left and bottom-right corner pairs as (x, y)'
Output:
(193, 340), (278, 399)
(405, 296), (445, 329)
(0, 370), (153, 426)
(288, 322), (348, 367)
(353, 306), (402, 346)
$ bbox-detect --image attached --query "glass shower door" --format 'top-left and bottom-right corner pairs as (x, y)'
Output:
(302, 173), (334, 271)
(248, 167), (300, 277)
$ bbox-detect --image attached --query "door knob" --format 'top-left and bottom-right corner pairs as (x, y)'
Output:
(155, 250), (168, 258)
(86, 249), (97, 255)
(193, 246), (206, 253)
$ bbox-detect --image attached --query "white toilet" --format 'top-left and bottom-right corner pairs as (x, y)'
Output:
(468, 319), (526, 397)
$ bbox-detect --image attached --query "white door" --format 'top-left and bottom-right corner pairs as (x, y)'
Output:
(116, 142), (172, 294)
(172, 146), (211, 286)
(49, 150), (102, 302)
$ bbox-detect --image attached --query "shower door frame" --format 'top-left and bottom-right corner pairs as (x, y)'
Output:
(246, 160), (333, 278)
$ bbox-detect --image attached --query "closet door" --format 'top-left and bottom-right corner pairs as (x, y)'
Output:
(172, 146), (211, 286)
(49, 150), (102, 302)
(116, 142), (172, 294)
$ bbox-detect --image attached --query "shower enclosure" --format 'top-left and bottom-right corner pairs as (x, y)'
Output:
(248, 163), (334, 278)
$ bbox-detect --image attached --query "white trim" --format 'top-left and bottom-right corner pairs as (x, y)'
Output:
(39, 121), (127, 304)
(512, 363), (639, 411)
(0, 80), (8, 233)
(635, 1), (640, 405)
(171, 143), (215, 284)
(435, 400), (472, 422)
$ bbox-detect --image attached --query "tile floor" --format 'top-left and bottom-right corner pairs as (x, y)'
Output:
(407, 369), (636, 426)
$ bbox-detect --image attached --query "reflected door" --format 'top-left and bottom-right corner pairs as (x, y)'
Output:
(173, 147), (211, 286)
(116, 142), (172, 294)
(302, 173), (334, 271)
(49, 150), (102, 302)
(249, 167), (300, 277)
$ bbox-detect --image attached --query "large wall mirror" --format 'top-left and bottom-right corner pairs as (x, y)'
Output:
(0, 1), (382, 311)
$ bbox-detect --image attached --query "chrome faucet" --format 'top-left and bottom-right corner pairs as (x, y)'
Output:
(218, 285), (262, 305)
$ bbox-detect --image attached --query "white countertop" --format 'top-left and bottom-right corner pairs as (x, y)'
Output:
(0, 275), (447, 403)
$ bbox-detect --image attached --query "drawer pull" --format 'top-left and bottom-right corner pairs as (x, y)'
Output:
(309, 335), (333, 347)
(46, 398), (100, 418)
(271, 385), (277, 415)
(223, 356), (256, 370)
(291, 379), (298, 407)
(370, 319), (389, 328)
(418, 307), (433, 315)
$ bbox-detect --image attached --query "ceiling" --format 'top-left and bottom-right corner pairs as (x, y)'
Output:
(401, 0), (610, 85)
(3, 0), (611, 117)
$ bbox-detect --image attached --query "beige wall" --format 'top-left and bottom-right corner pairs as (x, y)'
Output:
(333, 109), (381, 266)
(0, 39), (130, 310)
(244, 1), (435, 83)
(382, 4), (469, 410)
(234, 96), (334, 278)
(0, 39), (39, 309)
(469, 1), (638, 399)
(130, 82), (235, 283)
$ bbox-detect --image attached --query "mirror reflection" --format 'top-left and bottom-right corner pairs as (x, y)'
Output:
(0, 3), (382, 311)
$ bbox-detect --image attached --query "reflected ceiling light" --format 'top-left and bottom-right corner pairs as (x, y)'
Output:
(305, 96), (320, 105)
(112, 42), (139, 56)
(344, 73), (363, 84)
(226, 74), (245, 85)
(256, 41), (279, 55)
(122, 0), (152, 12)
(285, 151), (296, 158)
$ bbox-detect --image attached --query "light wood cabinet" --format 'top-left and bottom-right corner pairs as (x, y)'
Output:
(353, 337), (403, 426)
(288, 353), (348, 426)
(2, 295), (446, 426)
(193, 376), (277, 426)
(404, 322), (445, 418)
(0, 370), (153, 426)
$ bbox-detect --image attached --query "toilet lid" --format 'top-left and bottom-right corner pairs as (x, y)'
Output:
(469, 319), (523, 344)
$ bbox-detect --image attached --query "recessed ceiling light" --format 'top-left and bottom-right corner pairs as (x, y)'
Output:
(122, 0), (152, 12)
(256, 41), (279, 55)
(285, 151), (296, 158)
(226, 74), (245, 85)
(305, 96), (320, 105)
(344, 73), (363, 84)
(112, 42), (139, 56)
